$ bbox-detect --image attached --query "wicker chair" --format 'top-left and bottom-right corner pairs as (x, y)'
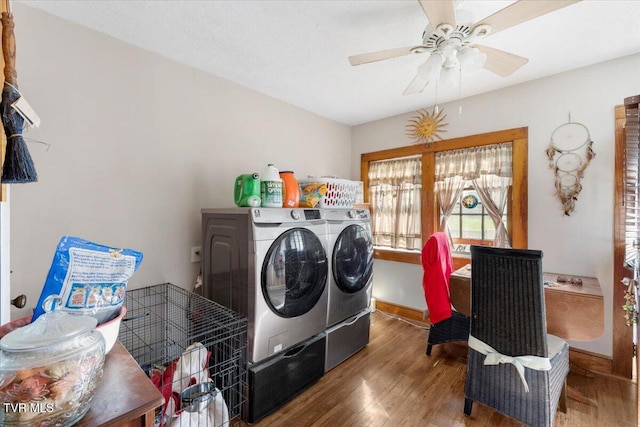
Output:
(421, 232), (470, 356)
(464, 246), (569, 427)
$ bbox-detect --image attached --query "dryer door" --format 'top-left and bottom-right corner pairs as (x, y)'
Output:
(333, 224), (373, 294)
(261, 227), (328, 318)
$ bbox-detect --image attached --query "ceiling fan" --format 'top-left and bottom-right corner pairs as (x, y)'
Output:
(349, 0), (582, 96)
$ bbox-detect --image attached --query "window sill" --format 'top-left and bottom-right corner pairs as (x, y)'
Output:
(373, 248), (420, 264)
(373, 248), (471, 269)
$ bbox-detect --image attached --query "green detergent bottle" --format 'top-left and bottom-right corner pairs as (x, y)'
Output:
(234, 173), (261, 207)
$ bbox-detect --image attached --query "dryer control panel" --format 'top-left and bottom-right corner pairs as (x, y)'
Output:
(303, 209), (321, 220)
(324, 209), (370, 221)
(251, 208), (322, 224)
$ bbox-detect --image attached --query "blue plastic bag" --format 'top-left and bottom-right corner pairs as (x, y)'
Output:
(31, 236), (143, 324)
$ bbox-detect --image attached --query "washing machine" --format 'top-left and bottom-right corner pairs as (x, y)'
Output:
(323, 208), (374, 371)
(202, 207), (329, 422)
(324, 208), (374, 327)
(201, 207), (329, 364)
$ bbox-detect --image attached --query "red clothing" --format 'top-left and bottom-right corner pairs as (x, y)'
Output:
(421, 232), (453, 324)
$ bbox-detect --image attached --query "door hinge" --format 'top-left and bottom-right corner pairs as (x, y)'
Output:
(633, 344), (637, 357)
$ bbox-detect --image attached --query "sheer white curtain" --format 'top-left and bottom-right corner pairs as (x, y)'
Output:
(368, 156), (422, 250)
(435, 143), (513, 247)
(434, 150), (468, 241)
(471, 144), (512, 247)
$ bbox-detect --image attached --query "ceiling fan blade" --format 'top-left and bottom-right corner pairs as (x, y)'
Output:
(349, 46), (421, 66)
(418, 0), (456, 26)
(474, 0), (581, 36)
(475, 45), (529, 77)
(403, 75), (429, 96)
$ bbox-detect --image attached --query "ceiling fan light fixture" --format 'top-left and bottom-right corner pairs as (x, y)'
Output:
(440, 64), (460, 88)
(417, 52), (444, 81)
(458, 46), (487, 72)
(443, 55), (459, 68)
(470, 51), (487, 72)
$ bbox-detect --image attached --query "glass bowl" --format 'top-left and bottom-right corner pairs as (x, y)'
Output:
(0, 311), (106, 426)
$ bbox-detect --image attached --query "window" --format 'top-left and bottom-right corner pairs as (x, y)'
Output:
(448, 187), (508, 253)
(368, 156), (422, 251)
(434, 141), (513, 253)
(361, 128), (528, 264)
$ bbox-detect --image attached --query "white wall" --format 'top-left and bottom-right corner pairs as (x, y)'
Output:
(6, 5), (351, 319)
(352, 53), (640, 356)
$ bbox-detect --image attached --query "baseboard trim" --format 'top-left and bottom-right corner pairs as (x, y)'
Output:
(569, 347), (613, 377)
(374, 298), (613, 376)
(375, 300), (427, 323)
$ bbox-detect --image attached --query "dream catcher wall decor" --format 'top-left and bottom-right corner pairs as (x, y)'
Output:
(545, 116), (595, 216)
(406, 108), (448, 146)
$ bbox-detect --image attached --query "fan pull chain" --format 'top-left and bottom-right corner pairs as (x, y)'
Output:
(434, 81), (439, 114)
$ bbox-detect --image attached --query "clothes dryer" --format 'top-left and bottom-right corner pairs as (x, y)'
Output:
(201, 207), (329, 364)
(324, 208), (374, 328)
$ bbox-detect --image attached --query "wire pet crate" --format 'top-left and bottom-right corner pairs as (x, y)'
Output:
(119, 283), (247, 427)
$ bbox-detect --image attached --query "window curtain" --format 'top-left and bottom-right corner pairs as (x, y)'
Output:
(435, 142), (513, 247)
(368, 156), (422, 250)
(434, 150), (467, 242)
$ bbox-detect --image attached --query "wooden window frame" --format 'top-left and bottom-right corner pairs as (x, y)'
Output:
(613, 103), (636, 378)
(361, 127), (528, 266)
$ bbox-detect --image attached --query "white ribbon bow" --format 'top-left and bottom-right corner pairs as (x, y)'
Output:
(468, 335), (552, 393)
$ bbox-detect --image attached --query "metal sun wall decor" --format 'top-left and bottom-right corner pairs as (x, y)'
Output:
(406, 108), (448, 146)
(545, 116), (595, 216)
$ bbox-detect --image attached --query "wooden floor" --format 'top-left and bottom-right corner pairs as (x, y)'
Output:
(235, 310), (637, 427)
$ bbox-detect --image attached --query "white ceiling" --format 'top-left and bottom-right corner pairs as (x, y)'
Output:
(19, 0), (640, 126)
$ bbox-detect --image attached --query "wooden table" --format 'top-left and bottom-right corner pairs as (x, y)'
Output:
(77, 341), (164, 427)
(449, 265), (604, 341)
(449, 265), (604, 407)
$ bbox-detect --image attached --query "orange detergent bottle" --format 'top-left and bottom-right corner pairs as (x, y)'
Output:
(280, 171), (300, 208)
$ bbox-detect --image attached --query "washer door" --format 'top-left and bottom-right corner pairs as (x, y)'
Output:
(262, 228), (328, 318)
(333, 224), (373, 294)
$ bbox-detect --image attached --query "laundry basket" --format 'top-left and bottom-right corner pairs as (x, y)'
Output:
(118, 283), (247, 426)
(299, 177), (361, 209)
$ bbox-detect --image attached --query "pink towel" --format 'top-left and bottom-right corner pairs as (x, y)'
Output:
(421, 232), (453, 324)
